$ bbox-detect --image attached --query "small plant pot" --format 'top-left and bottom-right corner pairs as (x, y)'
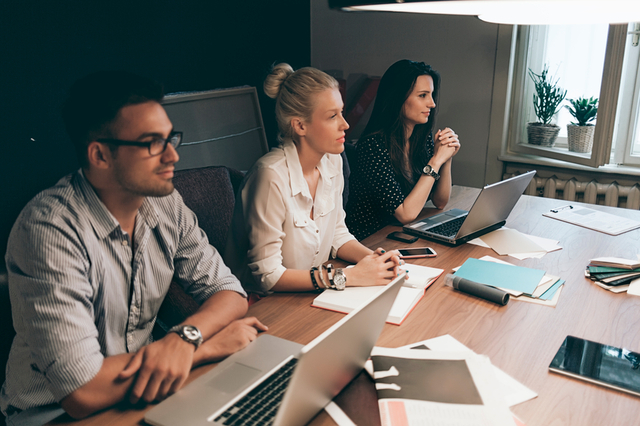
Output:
(567, 124), (595, 153)
(527, 123), (560, 147)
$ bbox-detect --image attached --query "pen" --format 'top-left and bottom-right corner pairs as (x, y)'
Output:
(550, 205), (574, 213)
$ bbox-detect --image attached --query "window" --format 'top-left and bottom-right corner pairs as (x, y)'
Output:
(503, 23), (640, 169)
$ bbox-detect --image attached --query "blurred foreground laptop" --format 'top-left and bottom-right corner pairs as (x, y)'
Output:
(145, 274), (405, 426)
(403, 171), (535, 245)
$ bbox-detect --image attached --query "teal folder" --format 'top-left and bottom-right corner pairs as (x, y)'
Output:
(455, 258), (545, 295)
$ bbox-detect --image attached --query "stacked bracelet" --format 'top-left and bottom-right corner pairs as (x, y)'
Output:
(310, 267), (321, 291)
(318, 265), (330, 289)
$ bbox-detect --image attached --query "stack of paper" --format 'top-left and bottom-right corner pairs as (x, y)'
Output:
(468, 227), (562, 260)
(365, 335), (535, 426)
(454, 256), (564, 307)
(312, 263), (444, 325)
(586, 257), (640, 295)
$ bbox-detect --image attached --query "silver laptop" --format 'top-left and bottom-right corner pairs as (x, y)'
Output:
(403, 171), (535, 245)
(145, 274), (405, 426)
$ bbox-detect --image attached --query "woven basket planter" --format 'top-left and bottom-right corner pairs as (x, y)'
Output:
(567, 124), (595, 153)
(527, 123), (560, 147)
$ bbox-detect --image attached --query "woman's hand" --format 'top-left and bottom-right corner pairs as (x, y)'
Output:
(345, 249), (403, 286)
(432, 128), (460, 166)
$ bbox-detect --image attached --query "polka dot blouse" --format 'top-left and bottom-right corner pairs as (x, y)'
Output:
(345, 132), (434, 240)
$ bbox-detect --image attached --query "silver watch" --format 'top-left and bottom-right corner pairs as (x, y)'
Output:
(331, 268), (347, 291)
(422, 164), (440, 181)
(168, 324), (203, 349)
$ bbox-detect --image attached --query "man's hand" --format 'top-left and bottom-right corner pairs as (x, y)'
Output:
(118, 333), (196, 404)
(194, 317), (268, 366)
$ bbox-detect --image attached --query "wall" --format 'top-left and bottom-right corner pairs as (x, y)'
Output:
(310, 1), (503, 188)
(0, 0), (310, 258)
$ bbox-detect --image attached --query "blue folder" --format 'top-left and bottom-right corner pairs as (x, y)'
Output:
(455, 258), (545, 295)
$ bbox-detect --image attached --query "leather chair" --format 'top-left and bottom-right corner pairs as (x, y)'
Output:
(1, 264), (13, 426)
(156, 166), (244, 333)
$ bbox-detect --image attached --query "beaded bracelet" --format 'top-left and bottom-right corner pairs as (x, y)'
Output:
(318, 265), (330, 289)
(310, 267), (321, 291)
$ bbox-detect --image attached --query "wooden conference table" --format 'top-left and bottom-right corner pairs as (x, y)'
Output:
(51, 186), (640, 426)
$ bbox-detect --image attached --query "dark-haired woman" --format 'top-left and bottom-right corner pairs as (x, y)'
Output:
(345, 60), (460, 240)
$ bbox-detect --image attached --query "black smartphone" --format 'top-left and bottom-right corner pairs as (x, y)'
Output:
(387, 231), (419, 244)
(397, 247), (437, 258)
(549, 335), (640, 397)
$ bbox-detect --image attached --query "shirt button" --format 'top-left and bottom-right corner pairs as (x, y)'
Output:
(316, 229), (319, 233)
(122, 240), (128, 246)
(315, 250), (320, 255)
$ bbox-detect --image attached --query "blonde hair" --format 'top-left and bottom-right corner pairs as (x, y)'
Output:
(264, 63), (339, 142)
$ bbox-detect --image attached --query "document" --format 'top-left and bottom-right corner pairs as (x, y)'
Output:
(543, 204), (640, 235)
(312, 264), (443, 325)
(468, 227), (562, 260)
(455, 258), (545, 295)
(369, 347), (516, 426)
(397, 334), (538, 407)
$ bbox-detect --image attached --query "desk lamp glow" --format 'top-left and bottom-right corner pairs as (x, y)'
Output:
(328, 0), (640, 25)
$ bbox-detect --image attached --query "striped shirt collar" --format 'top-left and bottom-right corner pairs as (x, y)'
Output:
(74, 169), (160, 240)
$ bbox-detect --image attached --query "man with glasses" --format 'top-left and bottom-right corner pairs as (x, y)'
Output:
(1, 71), (266, 426)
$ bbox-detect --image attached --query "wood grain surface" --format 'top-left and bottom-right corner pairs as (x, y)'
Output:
(50, 186), (640, 426)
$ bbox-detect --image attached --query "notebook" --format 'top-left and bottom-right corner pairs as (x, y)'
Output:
(312, 263), (443, 325)
(403, 171), (535, 245)
(144, 274), (405, 426)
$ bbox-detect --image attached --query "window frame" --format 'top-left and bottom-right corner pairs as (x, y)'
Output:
(502, 24), (628, 168)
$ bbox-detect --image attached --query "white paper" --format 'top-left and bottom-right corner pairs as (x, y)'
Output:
(371, 347), (516, 426)
(467, 227), (562, 260)
(543, 204), (640, 235)
(398, 335), (538, 407)
(625, 278), (640, 296)
(324, 401), (357, 426)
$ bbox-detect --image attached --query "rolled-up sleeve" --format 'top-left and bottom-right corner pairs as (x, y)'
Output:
(7, 215), (103, 401)
(172, 192), (246, 302)
(241, 167), (288, 293)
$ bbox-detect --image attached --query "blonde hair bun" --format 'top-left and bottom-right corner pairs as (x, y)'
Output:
(264, 63), (294, 99)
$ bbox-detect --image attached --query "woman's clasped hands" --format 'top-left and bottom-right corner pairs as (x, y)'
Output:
(343, 248), (405, 287)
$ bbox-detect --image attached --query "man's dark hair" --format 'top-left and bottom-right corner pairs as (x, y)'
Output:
(62, 70), (164, 167)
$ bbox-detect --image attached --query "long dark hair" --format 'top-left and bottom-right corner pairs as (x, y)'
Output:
(360, 60), (441, 189)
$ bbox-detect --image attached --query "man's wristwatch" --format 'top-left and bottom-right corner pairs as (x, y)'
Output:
(330, 268), (347, 291)
(422, 164), (440, 181)
(168, 324), (203, 349)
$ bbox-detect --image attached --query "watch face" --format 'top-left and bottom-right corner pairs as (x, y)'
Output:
(183, 326), (200, 341)
(334, 270), (346, 290)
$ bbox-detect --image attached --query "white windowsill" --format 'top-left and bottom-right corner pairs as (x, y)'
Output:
(499, 152), (640, 178)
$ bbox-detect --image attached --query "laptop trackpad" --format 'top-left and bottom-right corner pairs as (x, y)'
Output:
(208, 363), (262, 394)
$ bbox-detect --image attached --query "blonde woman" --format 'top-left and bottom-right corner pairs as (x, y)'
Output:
(226, 64), (401, 296)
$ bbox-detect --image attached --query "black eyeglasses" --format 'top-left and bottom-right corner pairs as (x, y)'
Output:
(97, 131), (183, 156)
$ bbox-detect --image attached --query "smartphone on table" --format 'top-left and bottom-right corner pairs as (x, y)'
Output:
(387, 231), (419, 244)
(398, 247), (437, 258)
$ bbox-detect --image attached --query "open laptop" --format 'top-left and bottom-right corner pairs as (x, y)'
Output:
(403, 170), (535, 245)
(145, 274), (405, 426)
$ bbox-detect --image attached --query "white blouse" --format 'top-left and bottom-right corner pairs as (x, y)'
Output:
(225, 139), (356, 295)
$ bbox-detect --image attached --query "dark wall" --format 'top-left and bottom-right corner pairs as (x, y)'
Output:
(0, 1), (310, 258)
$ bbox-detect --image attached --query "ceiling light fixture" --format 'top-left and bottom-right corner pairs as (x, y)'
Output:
(328, 0), (640, 25)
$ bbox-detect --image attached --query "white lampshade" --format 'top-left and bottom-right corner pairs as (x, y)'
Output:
(336, 0), (640, 25)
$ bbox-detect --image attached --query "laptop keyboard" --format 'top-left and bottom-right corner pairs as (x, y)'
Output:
(427, 216), (466, 237)
(213, 358), (298, 426)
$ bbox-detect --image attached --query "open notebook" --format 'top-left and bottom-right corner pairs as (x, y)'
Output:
(312, 263), (443, 325)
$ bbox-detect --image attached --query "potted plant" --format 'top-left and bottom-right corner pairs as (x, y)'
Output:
(566, 96), (598, 153)
(527, 65), (566, 147)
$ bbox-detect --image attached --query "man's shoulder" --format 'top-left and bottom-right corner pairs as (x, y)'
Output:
(16, 173), (85, 227)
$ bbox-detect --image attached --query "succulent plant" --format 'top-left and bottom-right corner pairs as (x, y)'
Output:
(566, 96), (598, 126)
(528, 65), (567, 125)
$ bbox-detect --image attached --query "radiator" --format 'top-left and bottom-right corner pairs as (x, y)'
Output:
(504, 174), (640, 210)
